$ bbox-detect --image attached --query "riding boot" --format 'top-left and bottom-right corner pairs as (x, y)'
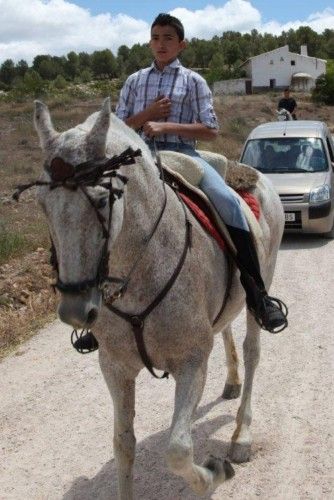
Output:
(72, 330), (99, 353)
(226, 225), (288, 333)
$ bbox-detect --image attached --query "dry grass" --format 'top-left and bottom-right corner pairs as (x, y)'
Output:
(0, 98), (102, 355)
(0, 92), (333, 357)
(0, 248), (57, 359)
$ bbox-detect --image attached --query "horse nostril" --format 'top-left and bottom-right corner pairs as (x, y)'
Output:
(87, 308), (98, 325)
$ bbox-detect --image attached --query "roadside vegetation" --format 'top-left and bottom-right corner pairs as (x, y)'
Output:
(0, 26), (333, 102)
(312, 60), (334, 105)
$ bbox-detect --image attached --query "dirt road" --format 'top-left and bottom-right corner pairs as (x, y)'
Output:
(1, 234), (333, 500)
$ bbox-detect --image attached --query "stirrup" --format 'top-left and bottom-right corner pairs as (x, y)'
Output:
(71, 328), (99, 354)
(251, 295), (289, 334)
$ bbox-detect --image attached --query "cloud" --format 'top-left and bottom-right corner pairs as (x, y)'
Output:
(260, 7), (334, 35)
(170, 1), (261, 39)
(0, 0), (333, 64)
(0, 0), (150, 63)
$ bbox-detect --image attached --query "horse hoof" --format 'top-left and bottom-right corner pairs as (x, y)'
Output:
(222, 383), (242, 400)
(223, 459), (235, 480)
(204, 455), (235, 484)
(229, 442), (251, 463)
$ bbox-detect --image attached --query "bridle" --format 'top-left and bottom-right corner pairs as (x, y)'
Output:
(14, 147), (142, 294)
(14, 145), (193, 379)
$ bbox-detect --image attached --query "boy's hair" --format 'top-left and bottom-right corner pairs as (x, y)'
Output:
(151, 13), (185, 41)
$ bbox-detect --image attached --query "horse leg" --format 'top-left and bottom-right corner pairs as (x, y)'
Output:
(221, 325), (242, 399)
(167, 358), (234, 495)
(99, 352), (136, 500)
(229, 312), (261, 463)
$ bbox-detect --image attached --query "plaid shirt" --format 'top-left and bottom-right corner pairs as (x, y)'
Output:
(115, 59), (218, 147)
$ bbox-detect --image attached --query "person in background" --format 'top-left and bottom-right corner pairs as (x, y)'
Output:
(296, 144), (314, 170)
(278, 88), (297, 120)
(262, 145), (276, 170)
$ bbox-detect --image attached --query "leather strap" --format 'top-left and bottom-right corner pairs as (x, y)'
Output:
(106, 192), (192, 379)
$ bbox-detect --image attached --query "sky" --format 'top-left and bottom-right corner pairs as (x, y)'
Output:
(0, 0), (333, 64)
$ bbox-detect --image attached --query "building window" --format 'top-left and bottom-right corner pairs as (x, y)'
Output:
(280, 57), (284, 61)
(291, 60), (295, 66)
(270, 59), (274, 65)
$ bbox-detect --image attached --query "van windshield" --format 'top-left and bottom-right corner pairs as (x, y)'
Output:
(241, 138), (328, 173)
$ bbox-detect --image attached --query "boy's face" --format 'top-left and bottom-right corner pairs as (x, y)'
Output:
(150, 24), (186, 69)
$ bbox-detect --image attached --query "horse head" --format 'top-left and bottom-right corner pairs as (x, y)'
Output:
(34, 98), (125, 329)
(276, 108), (293, 121)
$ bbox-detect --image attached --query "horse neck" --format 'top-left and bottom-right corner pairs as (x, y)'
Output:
(111, 155), (169, 265)
(126, 155), (163, 220)
(105, 125), (186, 290)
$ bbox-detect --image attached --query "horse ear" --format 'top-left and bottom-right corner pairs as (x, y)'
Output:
(34, 100), (58, 150)
(86, 97), (111, 158)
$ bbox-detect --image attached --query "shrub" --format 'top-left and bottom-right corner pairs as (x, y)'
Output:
(80, 69), (93, 83)
(10, 70), (47, 100)
(312, 71), (334, 105)
(53, 74), (67, 89)
(0, 81), (9, 91)
(88, 78), (122, 98)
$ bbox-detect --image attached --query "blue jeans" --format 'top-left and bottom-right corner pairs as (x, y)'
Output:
(148, 141), (249, 231)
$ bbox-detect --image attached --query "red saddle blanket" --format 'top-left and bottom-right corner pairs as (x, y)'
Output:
(179, 190), (260, 252)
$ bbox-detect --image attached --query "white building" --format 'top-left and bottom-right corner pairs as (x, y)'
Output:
(241, 45), (326, 91)
(213, 45), (327, 95)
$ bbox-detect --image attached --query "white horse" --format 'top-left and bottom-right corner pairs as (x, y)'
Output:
(276, 108), (293, 121)
(32, 98), (284, 499)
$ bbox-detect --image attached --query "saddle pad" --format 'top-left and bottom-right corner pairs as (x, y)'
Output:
(163, 166), (262, 256)
(179, 192), (227, 251)
(163, 163), (263, 254)
(179, 190), (260, 253)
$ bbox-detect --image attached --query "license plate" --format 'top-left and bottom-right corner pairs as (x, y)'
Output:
(285, 212), (296, 222)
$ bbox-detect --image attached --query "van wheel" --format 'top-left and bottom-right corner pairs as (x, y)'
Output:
(323, 222), (334, 239)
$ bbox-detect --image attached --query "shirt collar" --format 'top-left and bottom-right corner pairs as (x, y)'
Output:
(150, 58), (182, 73)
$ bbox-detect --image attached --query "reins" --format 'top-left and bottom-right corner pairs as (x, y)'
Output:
(102, 145), (169, 302)
(106, 207), (192, 379)
(13, 142), (233, 377)
(106, 143), (193, 378)
(13, 145), (193, 379)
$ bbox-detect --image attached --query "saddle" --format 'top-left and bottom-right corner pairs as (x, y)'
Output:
(160, 150), (262, 255)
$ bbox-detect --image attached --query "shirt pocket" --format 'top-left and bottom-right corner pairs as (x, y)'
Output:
(170, 83), (190, 105)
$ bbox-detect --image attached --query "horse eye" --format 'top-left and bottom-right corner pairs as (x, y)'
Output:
(95, 196), (108, 209)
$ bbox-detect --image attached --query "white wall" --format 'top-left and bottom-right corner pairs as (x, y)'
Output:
(213, 78), (248, 95)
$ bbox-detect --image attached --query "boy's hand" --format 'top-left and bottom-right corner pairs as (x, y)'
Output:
(146, 96), (171, 120)
(143, 121), (167, 137)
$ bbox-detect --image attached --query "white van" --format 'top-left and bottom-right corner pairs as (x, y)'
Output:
(240, 121), (334, 238)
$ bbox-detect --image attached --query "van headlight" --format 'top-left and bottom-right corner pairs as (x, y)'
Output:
(309, 184), (330, 203)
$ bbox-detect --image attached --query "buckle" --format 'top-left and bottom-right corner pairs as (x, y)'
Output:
(131, 315), (144, 328)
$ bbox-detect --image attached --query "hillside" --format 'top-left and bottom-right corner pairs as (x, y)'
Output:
(0, 92), (333, 356)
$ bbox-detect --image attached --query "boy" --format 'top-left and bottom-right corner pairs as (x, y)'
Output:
(74, 14), (287, 353)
